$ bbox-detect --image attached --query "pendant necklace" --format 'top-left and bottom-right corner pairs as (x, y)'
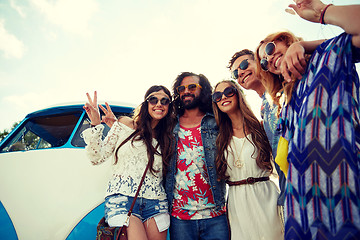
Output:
(233, 137), (246, 168)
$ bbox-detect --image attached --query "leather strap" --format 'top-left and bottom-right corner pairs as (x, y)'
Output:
(127, 161), (150, 216)
(226, 176), (269, 186)
(116, 160), (150, 239)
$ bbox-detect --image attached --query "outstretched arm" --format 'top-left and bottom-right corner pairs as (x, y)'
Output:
(288, 0), (360, 47)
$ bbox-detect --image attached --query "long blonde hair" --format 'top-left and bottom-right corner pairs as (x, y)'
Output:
(212, 80), (273, 180)
(255, 31), (304, 110)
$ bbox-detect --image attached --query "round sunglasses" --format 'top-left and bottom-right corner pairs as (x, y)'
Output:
(260, 42), (276, 71)
(147, 96), (170, 106)
(231, 59), (249, 80)
(176, 83), (202, 94)
(212, 86), (237, 103)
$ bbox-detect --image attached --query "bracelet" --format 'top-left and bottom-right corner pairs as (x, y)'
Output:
(320, 4), (333, 25)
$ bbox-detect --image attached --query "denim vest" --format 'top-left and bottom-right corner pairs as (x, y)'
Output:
(164, 113), (226, 213)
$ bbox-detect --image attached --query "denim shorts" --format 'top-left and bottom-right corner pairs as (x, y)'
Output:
(105, 193), (170, 232)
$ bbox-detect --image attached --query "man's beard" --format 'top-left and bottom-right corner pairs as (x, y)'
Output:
(181, 93), (201, 110)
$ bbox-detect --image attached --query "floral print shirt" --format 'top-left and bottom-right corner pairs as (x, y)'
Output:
(171, 124), (225, 220)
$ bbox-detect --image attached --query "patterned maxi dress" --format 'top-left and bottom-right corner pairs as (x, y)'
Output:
(280, 33), (360, 239)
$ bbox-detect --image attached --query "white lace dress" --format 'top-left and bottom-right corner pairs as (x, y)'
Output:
(226, 135), (283, 240)
(81, 121), (166, 200)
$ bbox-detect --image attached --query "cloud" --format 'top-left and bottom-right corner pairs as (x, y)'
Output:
(10, 0), (26, 18)
(4, 93), (39, 111)
(30, 0), (98, 36)
(44, 31), (58, 41)
(2, 91), (65, 119)
(0, 19), (25, 59)
(1, 93), (46, 130)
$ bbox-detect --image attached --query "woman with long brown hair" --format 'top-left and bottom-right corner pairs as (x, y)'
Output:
(82, 85), (174, 240)
(212, 80), (283, 239)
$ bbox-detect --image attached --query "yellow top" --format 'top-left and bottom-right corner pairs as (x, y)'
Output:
(275, 136), (289, 178)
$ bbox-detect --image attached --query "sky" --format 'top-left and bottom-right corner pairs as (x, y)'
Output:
(0, 0), (359, 131)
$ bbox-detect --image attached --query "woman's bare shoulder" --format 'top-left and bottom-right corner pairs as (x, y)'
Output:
(118, 116), (135, 129)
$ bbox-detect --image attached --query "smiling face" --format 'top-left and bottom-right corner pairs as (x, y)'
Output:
(230, 54), (261, 90)
(147, 90), (170, 125)
(214, 82), (238, 115)
(179, 76), (202, 109)
(258, 40), (288, 75)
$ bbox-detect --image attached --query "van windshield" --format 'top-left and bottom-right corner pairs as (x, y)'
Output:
(0, 108), (133, 152)
(0, 111), (82, 152)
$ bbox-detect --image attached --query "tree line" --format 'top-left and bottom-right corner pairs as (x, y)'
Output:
(0, 122), (19, 142)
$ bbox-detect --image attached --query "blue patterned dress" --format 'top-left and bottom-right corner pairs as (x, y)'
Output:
(280, 33), (360, 239)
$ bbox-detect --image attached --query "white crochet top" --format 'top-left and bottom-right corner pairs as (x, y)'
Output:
(81, 121), (166, 200)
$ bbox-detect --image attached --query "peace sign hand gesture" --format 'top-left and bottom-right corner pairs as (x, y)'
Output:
(83, 91), (101, 126)
(99, 102), (117, 128)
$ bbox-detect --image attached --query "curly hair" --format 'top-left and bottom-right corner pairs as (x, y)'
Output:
(212, 80), (273, 180)
(114, 85), (175, 176)
(255, 31), (304, 109)
(172, 72), (213, 116)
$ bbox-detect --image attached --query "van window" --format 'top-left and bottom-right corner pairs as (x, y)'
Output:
(0, 112), (82, 152)
(71, 112), (132, 147)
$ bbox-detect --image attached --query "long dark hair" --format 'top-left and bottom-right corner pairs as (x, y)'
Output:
(114, 85), (175, 176)
(172, 72), (213, 116)
(212, 80), (273, 180)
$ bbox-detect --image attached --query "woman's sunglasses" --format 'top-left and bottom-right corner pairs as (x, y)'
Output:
(176, 83), (202, 94)
(147, 96), (170, 106)
(231, 59), (249, 80)
(212, 86), (237, 103)
(260, 42), (276, 71)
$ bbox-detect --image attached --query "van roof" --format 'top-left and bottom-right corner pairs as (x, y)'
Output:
(26, 103), (135, 118)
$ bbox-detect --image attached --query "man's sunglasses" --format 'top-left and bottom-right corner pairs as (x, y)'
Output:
(212, 86), (237, 103)
(147, 96), (170, 106)
(176, 83), (202, 94)
(260, 42), (276, 71)
(231, 59), (249, 79)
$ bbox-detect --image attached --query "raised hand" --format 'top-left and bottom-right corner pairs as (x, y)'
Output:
(287, 0), (326, 23)
(83, 91), (101, 126)
(99, 102), (117, 128)
(280, 42), (307, 82)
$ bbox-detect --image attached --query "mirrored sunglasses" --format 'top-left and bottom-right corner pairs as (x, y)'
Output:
(231, 59), (249, 79)
(212, 86), (237, 103)
(176, 83), (202, 94)
(260, 42), (276, 71)
(147, 96), (170, 106)
(260, 58), (269, 71)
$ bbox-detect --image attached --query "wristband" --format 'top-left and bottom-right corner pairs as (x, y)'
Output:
(320, 4), (333, 25)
